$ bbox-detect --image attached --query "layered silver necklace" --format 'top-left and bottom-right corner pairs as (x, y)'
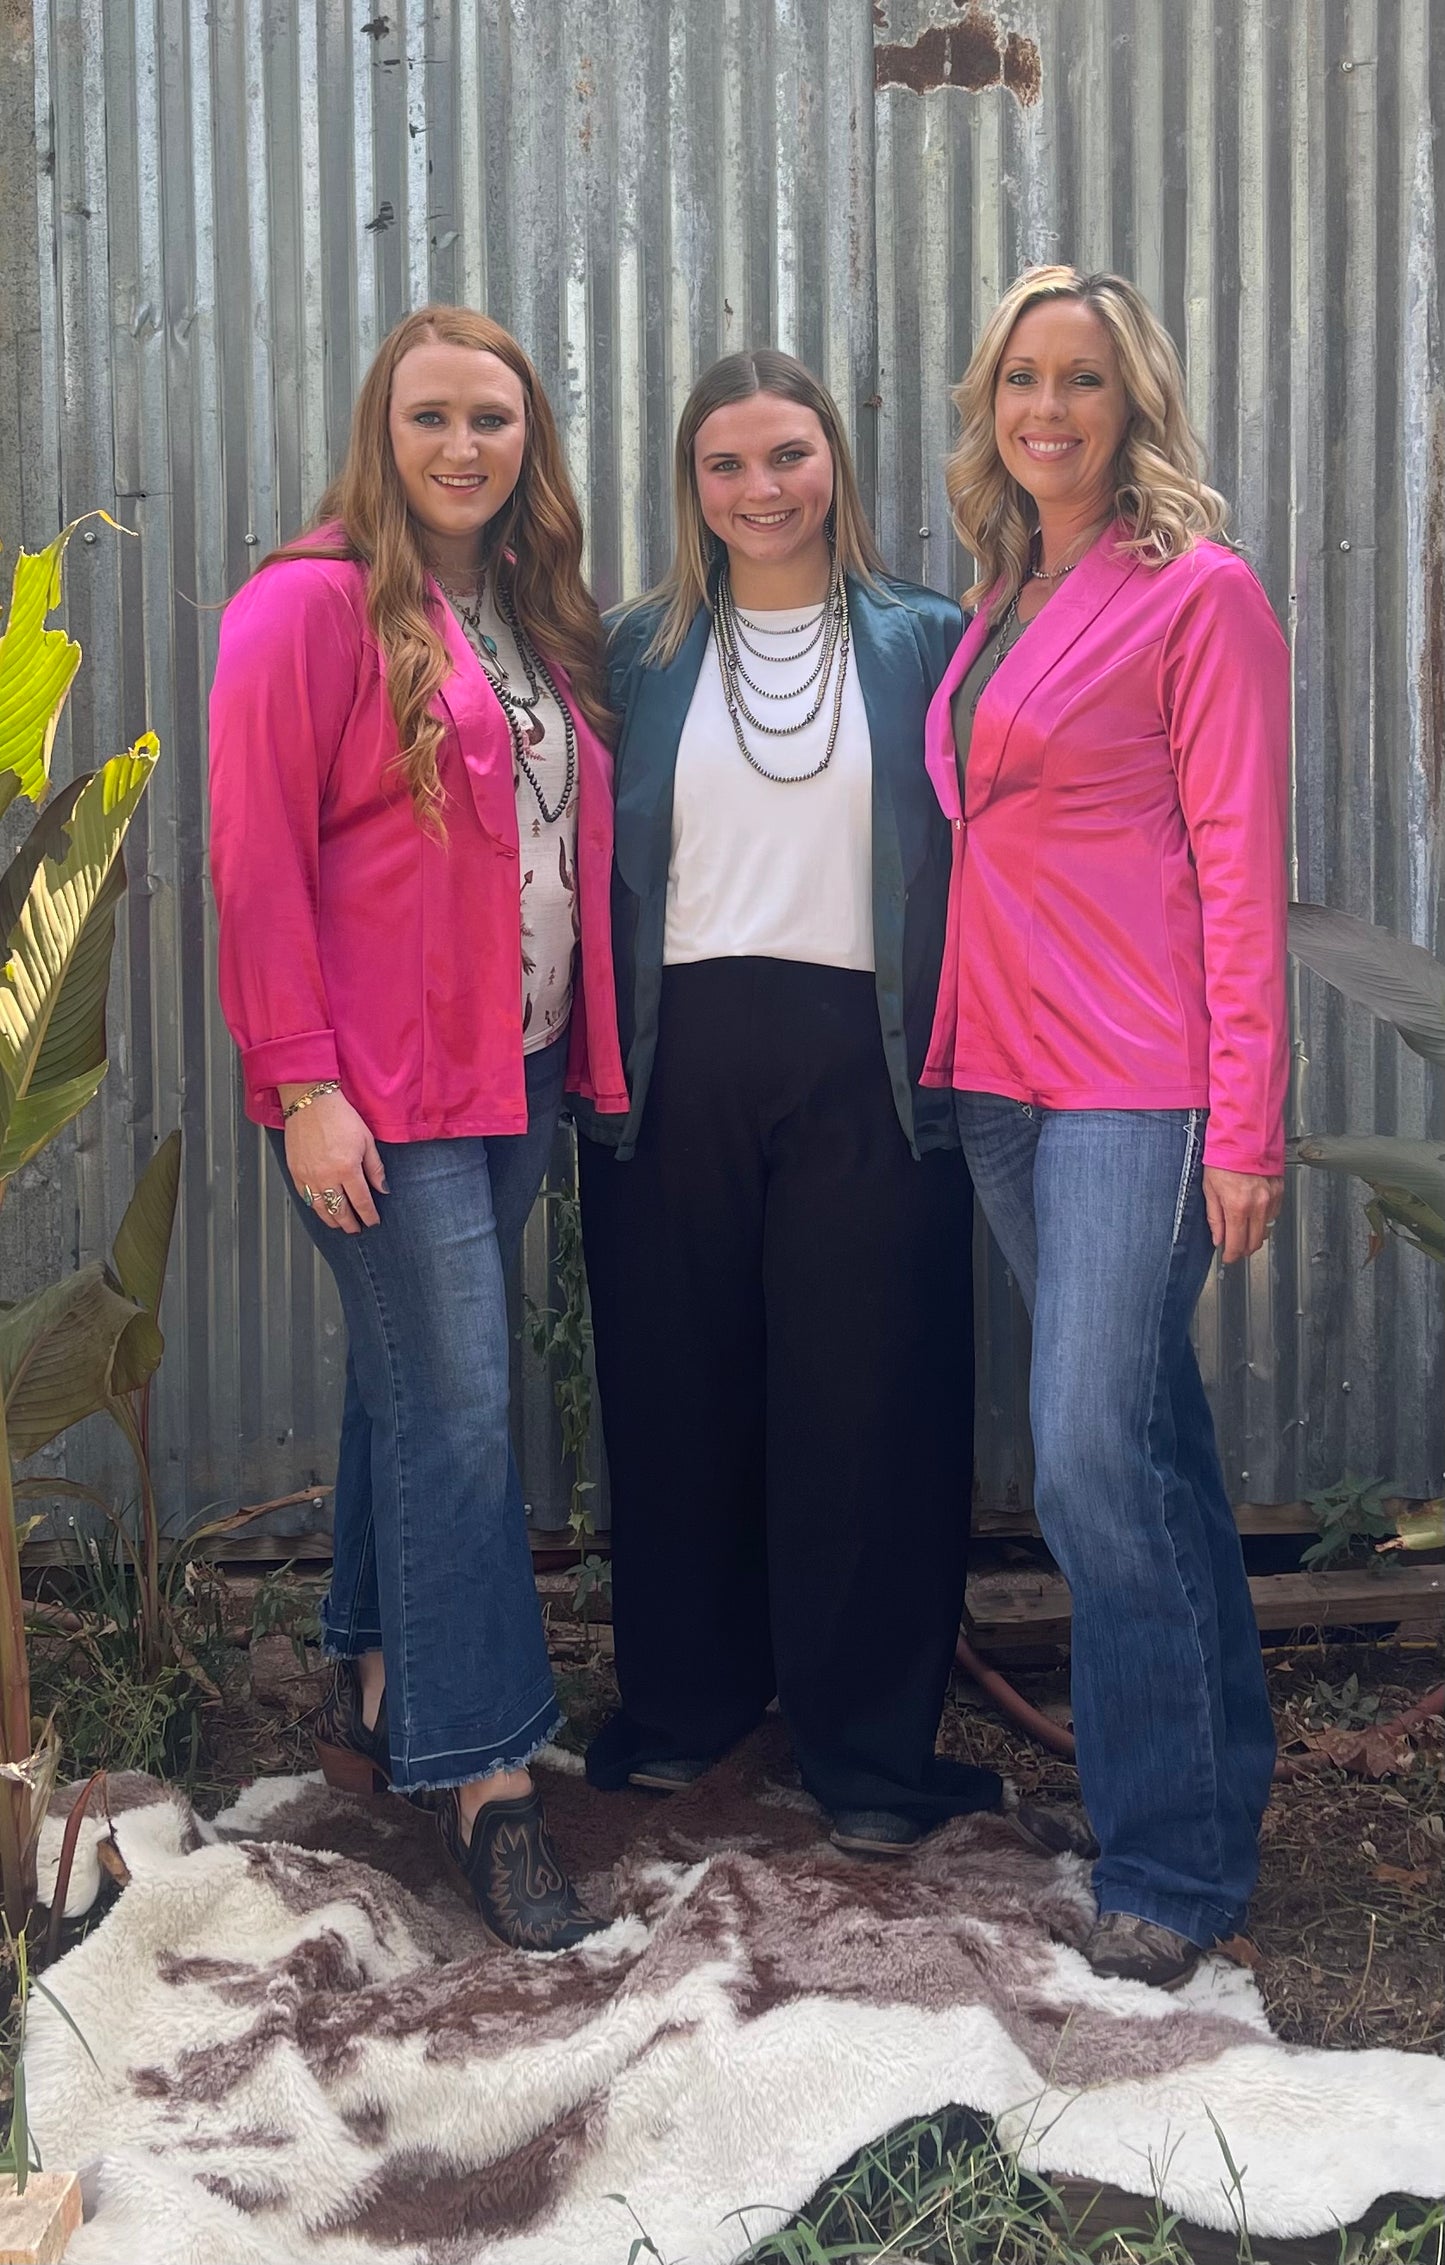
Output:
(442, 569), (577, 826)
(713, 562), (851, 783)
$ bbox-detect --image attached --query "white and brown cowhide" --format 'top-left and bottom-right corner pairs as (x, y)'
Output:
(26, 1725), (1445, 2265)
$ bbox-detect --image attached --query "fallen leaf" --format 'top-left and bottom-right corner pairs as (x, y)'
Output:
(1291, 1722), (1416, 1777)
(1217, 1934), (1261, 1968)
(1372, 1863), (1431, 1891)
(95, 1835), (131, 1888)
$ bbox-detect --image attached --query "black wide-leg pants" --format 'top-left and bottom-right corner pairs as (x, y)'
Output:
(579, 958), (1002, 1820)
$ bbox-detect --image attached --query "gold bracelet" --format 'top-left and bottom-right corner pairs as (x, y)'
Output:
(281, 1079), (342, 1120)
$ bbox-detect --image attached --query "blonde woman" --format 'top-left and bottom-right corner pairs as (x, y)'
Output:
(575, 350), (1002, 1851)
(209, 307), (628, 1949)
(925, 268), (1289, 1987)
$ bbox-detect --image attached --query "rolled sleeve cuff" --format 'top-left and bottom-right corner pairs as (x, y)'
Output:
(1202, 1124), (1285, 1178)
(242, 1029), (341, 1093)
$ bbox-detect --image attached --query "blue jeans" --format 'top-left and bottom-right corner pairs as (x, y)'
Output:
(271, 1036), (567, 1791)
(955, 1097), (1276, 1946)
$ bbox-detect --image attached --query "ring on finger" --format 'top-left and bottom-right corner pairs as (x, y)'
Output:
(321, 1186), (345, 1219)
(301, 1184), (316, 1207)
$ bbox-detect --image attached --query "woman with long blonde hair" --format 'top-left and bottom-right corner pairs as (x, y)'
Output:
(208, 305), (627, 1950)
(575, 349), (1002, 1850)
(924, 267), (1288, 1987)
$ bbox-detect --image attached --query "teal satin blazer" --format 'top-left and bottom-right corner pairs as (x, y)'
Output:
(573, 570), (964, 1162)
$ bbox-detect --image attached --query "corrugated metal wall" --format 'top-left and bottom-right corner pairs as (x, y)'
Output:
(1, 0), (1441, 1537)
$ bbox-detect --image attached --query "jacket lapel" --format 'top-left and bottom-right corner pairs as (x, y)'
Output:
(851, 575), (937, 883)
(925, 607), (993, 821)
(430, 585), (519, 845)
(611, 602), (712, 898)
(964, 523), (1141, 812)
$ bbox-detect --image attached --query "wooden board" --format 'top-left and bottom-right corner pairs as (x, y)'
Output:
(0, 2172), (82, 2265)
(966, 1564), (1445, 1647)
(18, 1505), (1317, 1566)
(973, 1498), (1389, 1541)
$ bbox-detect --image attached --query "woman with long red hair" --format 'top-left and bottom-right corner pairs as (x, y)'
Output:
(208, 306), (627, 1950)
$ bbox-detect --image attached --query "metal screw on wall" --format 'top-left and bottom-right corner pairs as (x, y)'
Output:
(82, 530), (98, 544)
(1339, 540), (1351, 552)
(244, 533), (260, 547)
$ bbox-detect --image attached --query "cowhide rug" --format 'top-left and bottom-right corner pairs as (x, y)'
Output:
(26, 1725), (1445, 2265)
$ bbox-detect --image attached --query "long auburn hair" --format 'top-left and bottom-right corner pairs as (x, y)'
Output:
(265, 305), (610, 829)
(637, 349), (884, 667)
(945, 266), (1230, 609)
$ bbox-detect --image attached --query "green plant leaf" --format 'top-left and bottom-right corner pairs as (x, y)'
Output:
(1289, 902), (1445, 1068)
(0, 533), (81, 808)
(0, 740), (156, 1180)
(0, 1262), (152, 1458)
(111, 1129), (182, 1320)
(107, 1306), (165, 1402)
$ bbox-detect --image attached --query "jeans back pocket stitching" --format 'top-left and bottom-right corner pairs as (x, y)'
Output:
(1171, 1107), (1203, 1247)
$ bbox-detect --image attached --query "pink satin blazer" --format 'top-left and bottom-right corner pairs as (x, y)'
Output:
(923, 529), (1290, 1177)
(209, 551), (628, 1140)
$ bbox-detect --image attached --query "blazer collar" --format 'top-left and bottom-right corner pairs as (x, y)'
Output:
(964, 522), (1141, 810)
(433, 582), (498, 720)
(429, 580), (525, 843)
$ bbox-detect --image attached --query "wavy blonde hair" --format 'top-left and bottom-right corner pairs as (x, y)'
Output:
(638, 349), (884, 666)
(265, 305), (610, 829)
(946, 266), (1229, 609)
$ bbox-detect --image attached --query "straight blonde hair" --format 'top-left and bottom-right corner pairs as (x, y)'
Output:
(945, 266), (1229, 609)
(264, 305), (610, 829)
(637, 350), (884, 667)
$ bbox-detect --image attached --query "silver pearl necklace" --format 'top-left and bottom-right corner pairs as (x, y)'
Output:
(714, 567), (851, 783)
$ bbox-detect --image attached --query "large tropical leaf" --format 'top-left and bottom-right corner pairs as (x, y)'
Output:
(0, 531), (82, 812)
(0, 1262), (156, 1460)
(1289, 902), (1445, 1068)
(110, 1130), (182, 1322)
(0, 772), (127, 1175)
(1293, 1134), (1445, 1213)
(0, 740), (156, 1181)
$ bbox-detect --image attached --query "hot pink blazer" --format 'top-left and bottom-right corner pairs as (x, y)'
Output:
(208, 551), (628, 1139)
(923, 528), (1290, 1177)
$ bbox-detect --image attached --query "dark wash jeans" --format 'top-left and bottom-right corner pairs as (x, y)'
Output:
(955, 1096), (1276, 1946)
(271, 1034), (567, 1792)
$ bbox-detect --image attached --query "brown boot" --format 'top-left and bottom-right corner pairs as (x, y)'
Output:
(1011, 1800), (1100, 1860)
(436, 1787), (601, 1952)
(1082, 1910), (1202, 1990)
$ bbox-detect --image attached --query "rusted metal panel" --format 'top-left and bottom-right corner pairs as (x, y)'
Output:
(2, 0), (1440, 1541)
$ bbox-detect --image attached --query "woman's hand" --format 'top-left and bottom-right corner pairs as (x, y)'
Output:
(280, 1087), (388, 1234)
(1202, 1167), (1283, 1264)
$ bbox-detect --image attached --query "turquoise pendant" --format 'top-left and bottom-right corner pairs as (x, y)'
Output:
(481, 633), (499, 659)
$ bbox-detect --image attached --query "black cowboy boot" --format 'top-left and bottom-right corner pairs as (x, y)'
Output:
(312, 1660), (392, 1797)
(436, 1786), (602, 1952)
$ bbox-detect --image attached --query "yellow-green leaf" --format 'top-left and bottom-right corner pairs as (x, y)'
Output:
(0, 533), (82, 807)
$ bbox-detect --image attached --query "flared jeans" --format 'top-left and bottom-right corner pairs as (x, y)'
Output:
(955, 1095), (1277, 1945)
(271, 1035), (566, 1792)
